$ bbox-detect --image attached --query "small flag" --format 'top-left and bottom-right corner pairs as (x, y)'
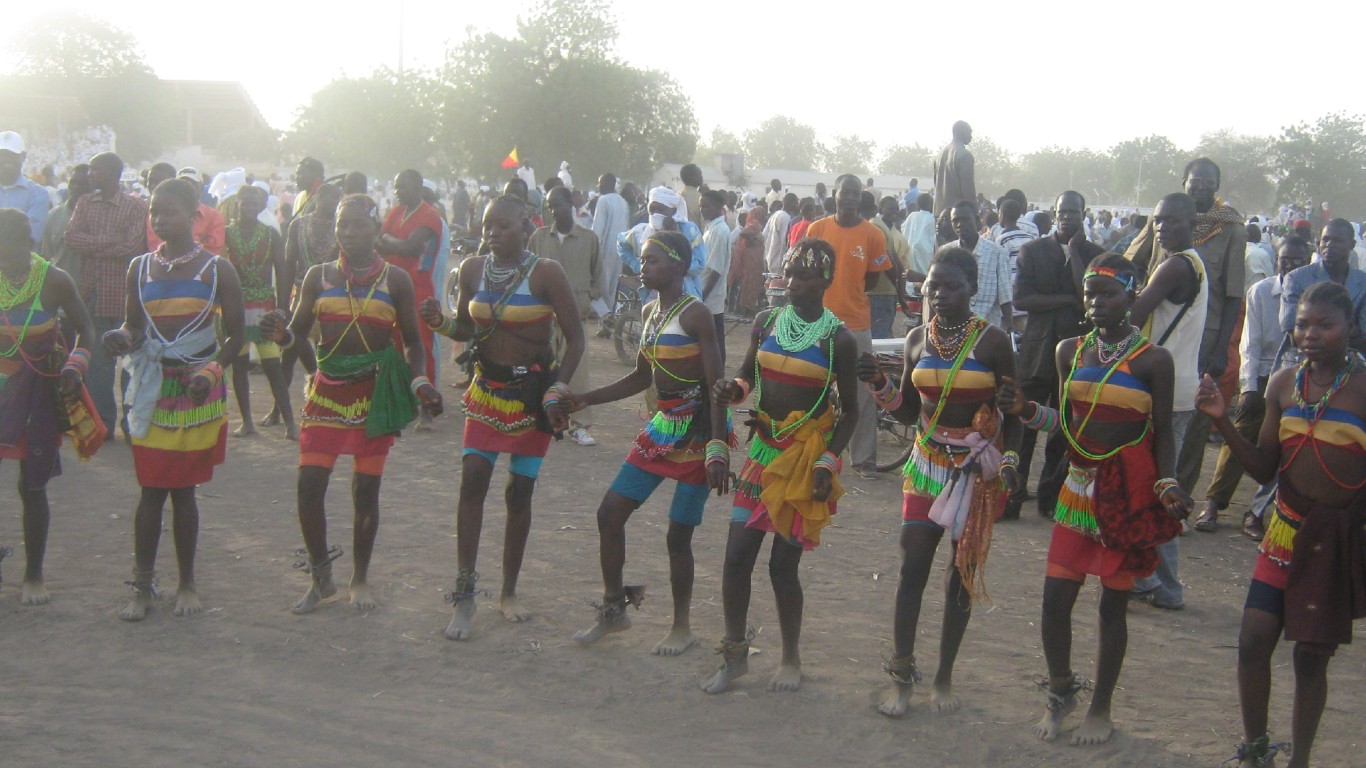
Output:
(500, 146), (519, 170)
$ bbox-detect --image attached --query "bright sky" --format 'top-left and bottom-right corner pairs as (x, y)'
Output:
(6, 0), (1362, 161)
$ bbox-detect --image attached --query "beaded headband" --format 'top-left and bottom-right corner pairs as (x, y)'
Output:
(784, 243), (833, 279)
(338, 194), (381, 224)
(645, 236), (687, 264)
(1083, 266), (1135, 290)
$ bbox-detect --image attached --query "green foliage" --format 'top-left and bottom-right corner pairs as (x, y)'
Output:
(878, 144), (933, 177)
(288, 69), (439, 180)
(1016, 147), (1112, 207)
(970, 136), (1016, 196)
(8, 12), (174, 162)
(1194, 130), (1275, 213)
(742, 116), (822, 172)
(823, 134), (876, 175)
(693, 127), (742, 166)
(1108, 135), (1181, 206)
(1273, 113), (1366, 216)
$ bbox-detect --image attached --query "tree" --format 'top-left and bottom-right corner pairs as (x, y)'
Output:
(742, 116), (822, 172)
(1194, 130), (1276, 213)
(288, 69), (440, 180)
(878, 144), (933, 177)
(434, 0), (696, 184)
(10, 11), (152, 78)
(823, 134), (875, 175)
(969, 136), (1016, 196)
(1016, 147), (1112, 208)
(692, 127), (741, 166)
(1108, 135), (1182, 206)
(8, 11), (174, 162)
(1272, 113), (1366, 217)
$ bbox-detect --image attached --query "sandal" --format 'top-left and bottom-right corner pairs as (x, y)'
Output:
(1242, 511), (1265, 541)
(1193, 507), (1219, 533)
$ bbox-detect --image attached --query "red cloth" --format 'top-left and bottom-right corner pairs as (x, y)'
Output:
(382, 201), (442, 383)
(1089, 440), (1182, 575)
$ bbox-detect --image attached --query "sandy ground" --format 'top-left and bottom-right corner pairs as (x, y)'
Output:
(0, 331), (1362, 768)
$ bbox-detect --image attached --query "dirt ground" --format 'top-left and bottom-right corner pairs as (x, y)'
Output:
(1, 331), (1361, 768)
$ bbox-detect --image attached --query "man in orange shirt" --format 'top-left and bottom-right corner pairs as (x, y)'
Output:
(806, 175), (904, 478)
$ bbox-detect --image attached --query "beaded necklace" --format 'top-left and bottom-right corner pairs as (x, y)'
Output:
(641, 293), (699, 384)
(1096, 325), (1140, 365)
(916, 317), (986, 449)
(1280, 356), (1366, 490)
(772, 305), (843, 352)
(473, 253), (538, 343)
(337, 249), (385, 287)
(152, 243), (203, 273)
(0, 255), (48, 359)
(1059, 330), (1151, 461)
(136, 253), (220, 367)
(228, 223), (274, 300)
(754, 306), (839, 440)
(927, 314), (982, 362)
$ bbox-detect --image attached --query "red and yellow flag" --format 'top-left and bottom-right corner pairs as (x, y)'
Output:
(499, 146), (519, 169)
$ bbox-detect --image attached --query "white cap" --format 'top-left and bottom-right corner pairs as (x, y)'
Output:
(0, 131), (25, 155)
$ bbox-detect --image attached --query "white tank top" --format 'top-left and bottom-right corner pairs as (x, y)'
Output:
(1147, 249), (1208, 412)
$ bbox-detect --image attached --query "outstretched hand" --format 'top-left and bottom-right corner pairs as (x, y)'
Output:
(707, 462), (731, 496)
(419, 296), (445, 329)
(1161, 486), (1194, 521)
(259, 310), (287, 343)
(1001, 466), (1023, 497)
(812, 467), (833, 501)
(997, 375), (1026, 416)
(416, 383), (444, 417)
(713, 378), (741, 406)
(1193, 374), (1225, 419)
(102, 328), (133, 357)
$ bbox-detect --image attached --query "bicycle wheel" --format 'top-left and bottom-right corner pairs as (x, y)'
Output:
(875, 411), (917, 472)
(614, 302), (642, 364)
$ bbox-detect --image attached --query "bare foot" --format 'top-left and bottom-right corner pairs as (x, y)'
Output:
(700, 656), (748, 694)
(20, 580), (50, 606)
(768, 664), (802, 692)
(651, 628), (697, 656)
(877, 681), (914, 717)
(444, 597), (476, 640)
(1034, 696), (1076, 742)
(233, 423), (257, 437)
(499, 595), (531, 623)
(173, 587), (203, 616)
(119, 593), (152, 622)
(1069, 711), (1114, 746)
(573, 611), (630, 645)
(258, 411), (280, 426)
(292, 571), (337, 615)
(415, 414), (435, 432)
(349, 582), (377, 611)
(931, 683), (961, 713)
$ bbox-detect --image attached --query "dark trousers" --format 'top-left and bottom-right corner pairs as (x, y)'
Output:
(88, 314), (130, 435)
(1204, 380), (1267, 508)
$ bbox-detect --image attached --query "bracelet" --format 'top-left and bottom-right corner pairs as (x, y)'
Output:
(193, 361), (224, 388)
(278, 328), (297, 350)
(440, 316), (459, 338)
(272, 308), (289, 323)
(705, 438), (731, 467)
(812, 450), (840, 475)
(868, 375), (902, 410)
(1022, 401), (1059, 433)
(731, 377), (752, 404)
(62, 347), (91, 378)
(1000, 450), (1020, 470)
(1153, 477), (1180, 498)
(542, 382), (571, 409)
(410, 375), (431, 396)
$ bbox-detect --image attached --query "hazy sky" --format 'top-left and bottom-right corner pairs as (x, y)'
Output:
(7, 0), (1362, 161)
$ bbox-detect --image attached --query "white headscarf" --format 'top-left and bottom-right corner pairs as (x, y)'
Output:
(648, 185), (687, 223)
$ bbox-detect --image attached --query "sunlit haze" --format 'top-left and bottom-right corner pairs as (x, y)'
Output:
(4, 0), (1361, 157)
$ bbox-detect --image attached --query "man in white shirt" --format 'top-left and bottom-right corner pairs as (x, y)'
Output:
(1195, 236), (1310, 539)
(900, 192), (935, 284)
(516, 159), (536, 191)
(591, 173), (631, 336)
(762, 194), (797, 273)
(698, 190), (732, 363)
(1243, 222), (1276, 292)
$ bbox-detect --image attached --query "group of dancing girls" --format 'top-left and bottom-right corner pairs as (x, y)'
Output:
(1, 189), (1361, 761)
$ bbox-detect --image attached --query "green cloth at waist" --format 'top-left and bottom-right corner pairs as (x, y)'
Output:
(320, 346), (418, 438)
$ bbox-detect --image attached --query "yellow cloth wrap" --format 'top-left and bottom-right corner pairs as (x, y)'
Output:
(757, 407), (842, 547)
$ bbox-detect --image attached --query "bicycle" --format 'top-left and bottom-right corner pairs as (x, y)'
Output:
(871, 347), (917, 472)
(609, 271), (644, 365)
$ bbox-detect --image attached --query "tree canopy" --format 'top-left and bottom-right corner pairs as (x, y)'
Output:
(742, 116), (822, 172)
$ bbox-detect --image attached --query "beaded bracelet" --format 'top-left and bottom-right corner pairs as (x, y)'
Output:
(1153, 477), (1180, 498)
(193, 361), (224, 388)
(542, 382), (572, 409)
(812, 450), (840, 475)
(1001, 450), (1020, 470)
(62, 347), (91, 378)
(410, 376), (432, 396)
(278, 328), (297, 350)
(1022, 402), (1059, 433)
(731, 377), (752, 403)
(705, 439), (730, 467)
(868, 375), (902, 410)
